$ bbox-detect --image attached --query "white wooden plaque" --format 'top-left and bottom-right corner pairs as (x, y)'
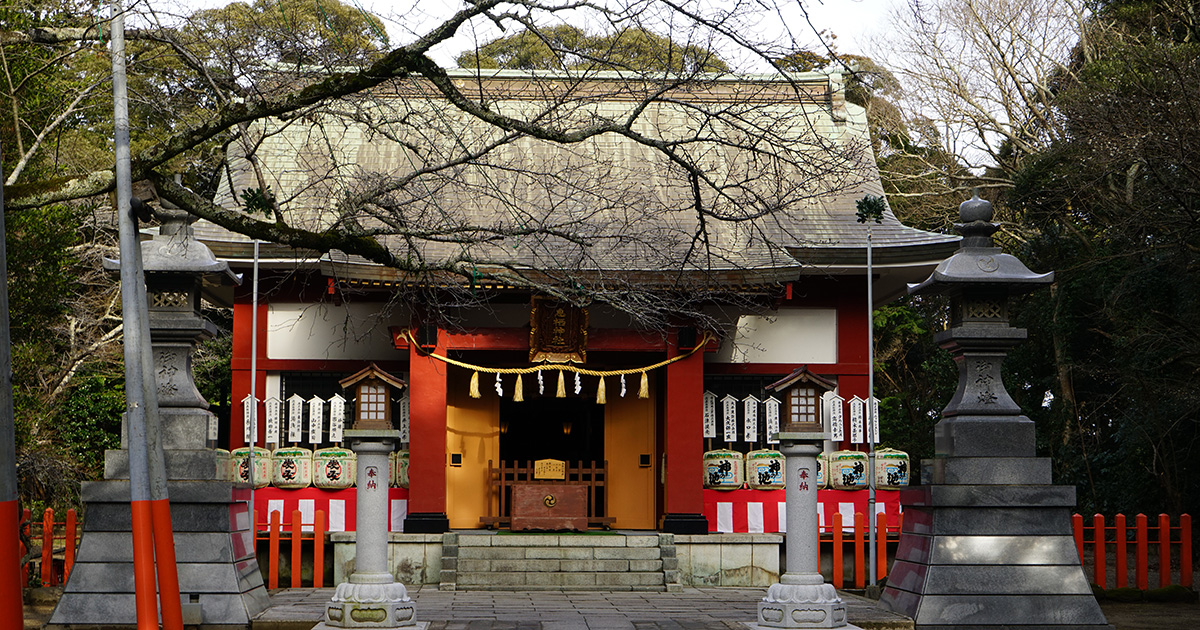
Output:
(287, 394), (304, 443)
(308, 395), (325, 445)
(829, 394), (845, 442)
(849, 396), (865, 444)
(241, 394), (257, 443)
(764, 396), (781, 444)
(722, 394), (738, 442)
(743, 395), (759, 443)
(703, 391), (718, 438)
(329, 393), (346, 443)
(870, 396), (880, 444)
(399, 392), (410, 443)
(264, 397), (281, 445)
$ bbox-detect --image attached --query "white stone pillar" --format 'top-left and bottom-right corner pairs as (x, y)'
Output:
(318, 429), (421, 629)
(756, 433), (855, 629)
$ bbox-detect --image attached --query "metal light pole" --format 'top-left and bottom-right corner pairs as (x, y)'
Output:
(0, 144), (25, 630)
(865, 217), (877, 588)
(112, 3), (182, 627)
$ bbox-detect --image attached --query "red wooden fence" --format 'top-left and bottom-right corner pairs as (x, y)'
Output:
(13, 508), (1195, 591)
(1073, 513), (1193, 590)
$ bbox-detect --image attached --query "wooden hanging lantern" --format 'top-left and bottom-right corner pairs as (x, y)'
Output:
(339, 363), (407, 431)
(766, 367), (837, 433)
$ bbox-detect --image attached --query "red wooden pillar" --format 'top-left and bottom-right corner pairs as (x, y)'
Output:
(404, 327), (449, 533)
(836, 289), (870, 451)
(660, 331), (707, 534)
(230, 297), (268, 449)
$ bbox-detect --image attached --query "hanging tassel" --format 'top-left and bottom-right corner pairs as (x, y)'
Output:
(514, 374), (524, 402)
(620, 374), (627, 398)
(596, 377), (606, 405)
(638, 371), (649, 398)
(470, 371), (481, 398)
(538, 370), (544, 395)
(494, 373), (503, 396)
(557, 370), (566, 398)
(574, 372), (582, 395)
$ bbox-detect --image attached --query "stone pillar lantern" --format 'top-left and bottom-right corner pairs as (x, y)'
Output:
(317, 364), (421, 630)
(879, 196), (1110, 629)
(51, 207), (269, 627)
(756, 375), (857, 630)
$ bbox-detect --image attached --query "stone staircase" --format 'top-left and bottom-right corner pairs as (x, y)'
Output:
(440, 532), (682, 591)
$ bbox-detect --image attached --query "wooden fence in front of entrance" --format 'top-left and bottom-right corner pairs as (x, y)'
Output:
(479, 459), (616, 529)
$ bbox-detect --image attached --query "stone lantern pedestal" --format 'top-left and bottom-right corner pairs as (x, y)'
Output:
(316, 429), (422, 630)
(50, 209), (267, 628)
(755, 433), (859, 629)
(879, 196), (1109, 629)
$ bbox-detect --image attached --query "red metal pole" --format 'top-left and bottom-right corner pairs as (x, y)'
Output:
(1093, 514), (1106, 589)
(41, 508), (54, 586)
(1072, 513), (1084, 563)
(1115, 514), (1127, 589)
(130, 501), (159, 629)
(151, 499), (184, 630)
(314, 511), (325, 588)
(1159, 514), (1171, 587)
(1181, 514), (1192, 589)
(0, 501), (22, 630)
(832, 512), (844, 588)
(854, 513), (865, 589)
(291, 510), (302, 588)
(1136, 514), (1148, 590)
(269, 511), (281, 589)
(876, 512), (888, 579)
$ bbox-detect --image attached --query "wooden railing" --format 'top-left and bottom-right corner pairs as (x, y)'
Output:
(13, 507), (1195, 592)
(1073, 513), (1193, 590)
(479, 459), (615, 529)
(253, 508), (328, 589)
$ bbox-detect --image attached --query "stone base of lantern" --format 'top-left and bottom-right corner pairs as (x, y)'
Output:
(315, 577), (423, 629)
(754, 577), (857, 629)
(47, 479), (269, 628)
(880, 421), (1112, 630)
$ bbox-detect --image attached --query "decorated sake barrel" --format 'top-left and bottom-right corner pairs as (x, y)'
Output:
(393, 450), (410, 489)
(815, 451), (827, 489)
(746, 449), (785, 489)
(271, 447), (312, 489)
(874, 447), (910, 490)
(213, 448), (231, 481)
(313, 447), (355, 489)
(229, 446), (271, 488)
(829, 450), (869, 490)
(703, 449), (744, 490)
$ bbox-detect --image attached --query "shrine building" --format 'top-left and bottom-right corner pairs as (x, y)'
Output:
(196, 69), (958, 535)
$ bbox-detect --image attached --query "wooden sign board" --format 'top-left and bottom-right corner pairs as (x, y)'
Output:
(534, 458), (566, 480)
(511, 484), (587, 532)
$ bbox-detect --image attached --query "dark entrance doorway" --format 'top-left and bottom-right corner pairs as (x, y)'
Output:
(498, 398), (604, 465)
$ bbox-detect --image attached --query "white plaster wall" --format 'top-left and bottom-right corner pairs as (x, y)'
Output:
(709, 309), (837, 364)
(267, 302), (407, 361)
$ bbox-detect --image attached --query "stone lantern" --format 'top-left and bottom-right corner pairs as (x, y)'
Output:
(879, 196), (1110, 629)
(317, 364), (420, 629)
(52, 207), (269, 627)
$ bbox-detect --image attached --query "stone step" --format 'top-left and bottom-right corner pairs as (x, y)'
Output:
(443, 533), (682, 592)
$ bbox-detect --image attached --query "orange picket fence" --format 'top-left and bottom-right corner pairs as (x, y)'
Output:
(12, 507), (1196, 592)
(16, 508), (78, 587)
(1072, 513), (1193, 590)
(253, 508), (328, 589)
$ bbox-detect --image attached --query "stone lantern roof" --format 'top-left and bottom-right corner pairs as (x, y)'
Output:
(908, 194), (1053, 295)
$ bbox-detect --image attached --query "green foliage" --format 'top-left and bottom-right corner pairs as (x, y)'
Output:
(456, 25), (728, 73)
(240, 187), (277, 217)
(855, 194), (885, 224)
(5, 204), (79, 343)
(52, 374), (125, 477)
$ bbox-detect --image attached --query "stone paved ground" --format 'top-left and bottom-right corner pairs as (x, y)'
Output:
(23, 586), (1200, 629)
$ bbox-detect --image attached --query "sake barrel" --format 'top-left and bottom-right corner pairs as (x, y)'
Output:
(229, 446), (271, 488)
(313, 447), (355, 489)
(394, 450), (410, 489)
(746, 449), (785, 489)
(828, 450), (869, 490)
(271, 447), (312, 489)
(874, 448), (910, 490)
(815, 451), (827, 489)
(213, 448), (231, 481)
(703, 449), (744, 490)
